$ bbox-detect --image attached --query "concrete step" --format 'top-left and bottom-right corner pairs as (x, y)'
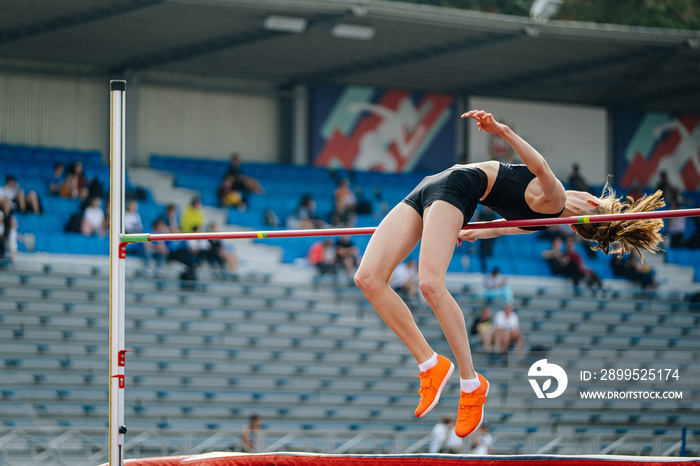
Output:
(127, 168), (191, 207)
(643, 251), (696, 291)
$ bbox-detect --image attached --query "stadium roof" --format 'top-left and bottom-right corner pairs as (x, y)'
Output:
(1, 0), (699, 113)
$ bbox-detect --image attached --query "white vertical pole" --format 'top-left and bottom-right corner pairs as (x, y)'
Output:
(109, 80), (127, 466)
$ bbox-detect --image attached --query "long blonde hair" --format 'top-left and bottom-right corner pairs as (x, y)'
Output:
(572, 184), (665, 258)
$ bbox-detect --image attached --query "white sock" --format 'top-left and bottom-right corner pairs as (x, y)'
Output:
(418, 352), (438, 372)
(460, 375), (481, 393)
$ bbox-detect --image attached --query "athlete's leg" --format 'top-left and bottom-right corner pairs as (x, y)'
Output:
(418, 201), (476, 379)
(354, 202), (433, 364)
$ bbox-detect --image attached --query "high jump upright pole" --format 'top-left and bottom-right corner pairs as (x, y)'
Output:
(109, 80), (127, 466)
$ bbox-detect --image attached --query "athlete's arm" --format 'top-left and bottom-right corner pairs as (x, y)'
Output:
(458, 225), (535, 244)
(462, 110), (566, 205)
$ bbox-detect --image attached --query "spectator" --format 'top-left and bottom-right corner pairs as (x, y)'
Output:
(1, 175), (41, 214)
(687, 207), (700, 249)
(627, 181), (643, 202)
(564, 237), (604, 293)
(332, 178), (357, 227)
(470, 421), (494, 455)
(542, 237), (586, 292)
(354, 185), (373, 215)
(655, 170), (674, 203)
(287, 194), (327, 230)
(81, 196), (106, 237)
(168, 242), (199, 271)
(655, 170), (688, 209)
(161, 203), (180, 233)
(184, 228), (211, 264)
(671, 186), (691, 208)
(227, 152), (244, 178)
(430, 416), (463, 454)
(334, 178), (357, 211)
(471, 305), (496, 354)
(0, 198), (15, 262)
(567, 163), (591, 193)
(372, 186), (390, 220)
(610, 253), (630, 278)
(66, 161), (89, 200)
(103, 201), (110, 232)
(143, 219), (170, 273)
(335, 235), (361, 276)
(169, 225), (209, 286)
(206, 222), (238, 275)
(307, 239), (336, 275)
(263, 208), (280, 228)
(180, 197), (205, 233)
(124, 200), (143, 234)
(59, 169), (79, 199)
(390, 258), (420, 301)
(5, 213), (18, 265)
(24, 191), (42, 215)
(493, 303), (524, 358)
(48, 162), (66, 196)
(483, 267), (513, 304)
(666, 198), (687, 248)
(217, 173), (244, 209)
(0, 175), (24, 211)
(621, 249), (658, 290)
(226, 152), (265, 204)
(241, 414), (262, 453)
(444, 428), (464, 454)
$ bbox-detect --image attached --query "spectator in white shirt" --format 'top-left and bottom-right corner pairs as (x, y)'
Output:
(124, 200), (143, 234)
(493, 303), (524, 358)
(390, 258), (420, 301)
(470, 421), (494, 455)
(1, 175), (41, 214)
(81, 197), (106, 237)
(429, 416), (464, 454)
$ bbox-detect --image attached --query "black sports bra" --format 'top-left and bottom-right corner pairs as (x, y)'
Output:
(479, 163), (564, 231)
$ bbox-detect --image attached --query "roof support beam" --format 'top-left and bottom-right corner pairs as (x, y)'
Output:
(108, 12), (351, 75)
(0, 0), (167, 45)
(286, 32), (523, 86)
(468, 45), (671, 96)
(627, 82), (700, 110)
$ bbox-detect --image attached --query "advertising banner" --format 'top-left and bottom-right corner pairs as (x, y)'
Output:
(312, 84), (456, 173)
(616, 110), (700, 191)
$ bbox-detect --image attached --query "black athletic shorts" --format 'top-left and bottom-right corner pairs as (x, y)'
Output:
(402, 166), (488, 228)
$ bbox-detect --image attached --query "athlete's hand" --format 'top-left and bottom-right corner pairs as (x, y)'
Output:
(461, 110), (505, 135)
(457, 229), (481, 246)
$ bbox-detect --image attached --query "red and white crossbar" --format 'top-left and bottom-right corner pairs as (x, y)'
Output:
(122, 208), (700, 243)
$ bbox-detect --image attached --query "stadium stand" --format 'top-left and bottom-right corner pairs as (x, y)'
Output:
(1, 255), (698, 460)
(1, 149), (699, 464)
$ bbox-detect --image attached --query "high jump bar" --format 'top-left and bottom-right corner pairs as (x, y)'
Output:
(122, 208), (700, 243)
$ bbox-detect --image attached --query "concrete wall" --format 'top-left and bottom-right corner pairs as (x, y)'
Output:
(468, 96), (609, 186)
(134, 83), (280, 166)
(0, 74), (108, 154)
(0, 74), (611, 178)
(0, 73), (281, 166)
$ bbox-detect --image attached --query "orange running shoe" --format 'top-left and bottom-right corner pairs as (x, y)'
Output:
(455, 373), (489, 437)
(414, 354), (454, 418)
